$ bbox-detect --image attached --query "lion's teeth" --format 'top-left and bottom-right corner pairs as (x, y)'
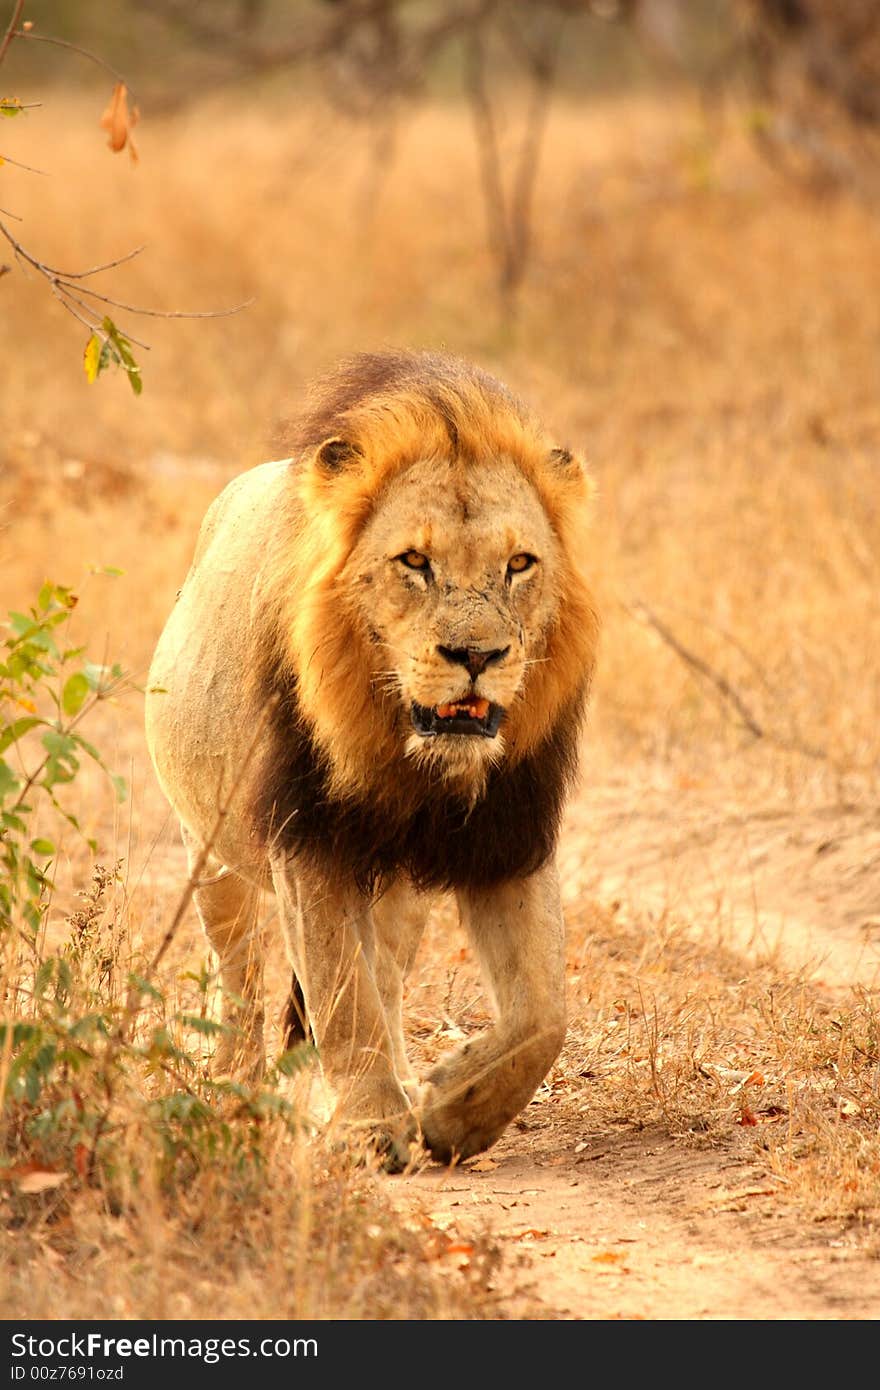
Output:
(433, 698), (490, 720)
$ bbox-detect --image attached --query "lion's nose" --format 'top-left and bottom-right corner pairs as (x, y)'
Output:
(437, 645), (510, 681)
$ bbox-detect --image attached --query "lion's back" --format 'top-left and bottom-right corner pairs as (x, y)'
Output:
(144, 459), (295, 868)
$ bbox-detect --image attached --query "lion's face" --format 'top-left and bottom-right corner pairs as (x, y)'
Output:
(344, 455), (562, 786)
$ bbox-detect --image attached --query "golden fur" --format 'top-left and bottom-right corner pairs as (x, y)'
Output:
(263, 352), (599, 804)
(146, 351), (599, 1167)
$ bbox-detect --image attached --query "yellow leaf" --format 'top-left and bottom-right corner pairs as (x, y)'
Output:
(83, 334), (101, 384)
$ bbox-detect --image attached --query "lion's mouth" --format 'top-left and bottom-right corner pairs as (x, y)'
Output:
(410, 697), (504, 739)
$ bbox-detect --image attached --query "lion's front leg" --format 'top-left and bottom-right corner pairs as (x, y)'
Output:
(419, 861), (566, 1163)
(271, 854), (418, 1171)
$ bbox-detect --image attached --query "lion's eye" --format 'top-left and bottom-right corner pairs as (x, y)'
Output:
(507, 553), (537, 577)
(398, 550), (431, 573)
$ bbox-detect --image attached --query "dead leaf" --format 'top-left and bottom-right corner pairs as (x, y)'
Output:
(99, 83), (139, 163)
(709, 1184), (779, 1211)
(592, 1249), (626, 1264)
(465, 1155), (499, 1172)
(16, 1170), (69, 1194)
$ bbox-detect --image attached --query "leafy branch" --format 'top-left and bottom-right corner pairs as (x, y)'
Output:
(0, 0), (250, 390)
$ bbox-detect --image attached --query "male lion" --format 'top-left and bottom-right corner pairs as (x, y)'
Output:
(145, 350), (599, 1169)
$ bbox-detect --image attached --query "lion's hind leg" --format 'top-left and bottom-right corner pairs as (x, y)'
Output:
(183, 827), (265, 1082)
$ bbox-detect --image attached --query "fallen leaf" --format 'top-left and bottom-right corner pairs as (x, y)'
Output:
(16, 1170), (69, 1194)
(592, 1250), (626, 1264)
(513, 1228), (550, 1241)
(709, 1184), (779, 1211)
(465, 1155), (499, 1172)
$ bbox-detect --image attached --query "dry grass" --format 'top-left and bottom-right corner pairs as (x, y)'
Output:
(2, 84), (880, 1317)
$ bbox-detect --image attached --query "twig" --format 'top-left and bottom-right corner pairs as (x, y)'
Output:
(625, 597), (836, 765)
(0, 0), (24, 68)
(58, 245), (146, 280)
(68, 277), (253, 321)
(0, 218), (251, 357)
(117, 697), (279, 1044)
(11, 28), (132, 96)
(627, 598), (765, 739)
(0, 151), (47, 174)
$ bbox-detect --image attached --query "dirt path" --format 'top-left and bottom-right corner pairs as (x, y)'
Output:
(394, 774), (880, 1320)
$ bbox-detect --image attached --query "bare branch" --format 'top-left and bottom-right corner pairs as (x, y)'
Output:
(57, 245), (146, 280)
(626, 597), (766, 739)
(12, 28), (133, 95)
(625, 597), (839, 766)
(0, 0), (25, 69)
(66, 278), (254, 321)
(0, 151), (47, 174)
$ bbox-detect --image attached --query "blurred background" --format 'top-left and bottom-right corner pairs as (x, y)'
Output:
(2, 0), (880, 816)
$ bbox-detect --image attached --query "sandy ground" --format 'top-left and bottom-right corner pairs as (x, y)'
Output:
(394, 772), (880, 1320)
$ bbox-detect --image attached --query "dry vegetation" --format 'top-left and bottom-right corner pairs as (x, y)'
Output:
(2, 82), (880, 1319)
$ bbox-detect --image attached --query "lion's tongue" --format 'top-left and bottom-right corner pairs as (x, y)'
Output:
(435, 698), (490, 721)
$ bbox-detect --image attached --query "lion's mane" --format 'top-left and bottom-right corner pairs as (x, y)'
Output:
(253, 350), (599, 893)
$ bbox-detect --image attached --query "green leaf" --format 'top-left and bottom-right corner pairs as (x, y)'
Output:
(0, 98), (23, 119)
(41, 728), (79, 788)
(29, 838), (55, 857)
(110, 773), (127, 803)
(102, 317), (143, 396)
(275, 1043), (316, 1077)
(0, 759), (19, 800)
(0, 716), (42, 755)
(83, 661), (108, 692)
(127, 972), (162, 1002)
(61, 672), (90, 717)
(34, 960), (54, 997)
(70, 733), (100, 761)
(180, 1014), (226, 1036)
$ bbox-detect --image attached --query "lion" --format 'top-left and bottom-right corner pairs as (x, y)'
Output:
(145, 350), (599, 1170)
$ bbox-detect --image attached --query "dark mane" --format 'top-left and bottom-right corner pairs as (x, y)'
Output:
(254, 661), (585, 895)
(283, 349), (526, 461)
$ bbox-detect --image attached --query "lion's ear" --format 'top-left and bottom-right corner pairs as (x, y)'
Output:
(549, 446), (583, 479)
(315, 437), (363, 474)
